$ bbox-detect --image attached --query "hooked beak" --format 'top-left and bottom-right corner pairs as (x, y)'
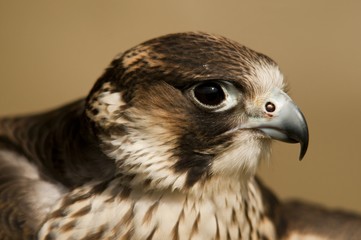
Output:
(242, 90), (309, 160)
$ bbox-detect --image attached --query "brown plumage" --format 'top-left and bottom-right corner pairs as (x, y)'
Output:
(0, 32), (359, 239)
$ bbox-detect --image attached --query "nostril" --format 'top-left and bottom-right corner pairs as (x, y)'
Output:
(265, 102), (276, 113)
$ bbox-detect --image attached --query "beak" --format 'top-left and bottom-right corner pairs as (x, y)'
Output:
(242, 90), (309, 160)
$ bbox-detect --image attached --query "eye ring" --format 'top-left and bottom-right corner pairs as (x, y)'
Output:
(189, 81), (240, 111)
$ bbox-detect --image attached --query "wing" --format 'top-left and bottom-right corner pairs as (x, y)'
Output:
(256, 177), (361, 240)
(0, 99), (112, 239)
(0, 148), (65, 239)
(280, 200), (361, 240)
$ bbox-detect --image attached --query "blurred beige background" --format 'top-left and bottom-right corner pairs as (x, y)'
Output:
(1, 1), (360, 213)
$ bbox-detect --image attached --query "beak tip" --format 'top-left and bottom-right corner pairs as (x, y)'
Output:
(298, 139), (309, 161)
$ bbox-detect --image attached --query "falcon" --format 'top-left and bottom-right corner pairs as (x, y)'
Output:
(0, 32), (360, 240)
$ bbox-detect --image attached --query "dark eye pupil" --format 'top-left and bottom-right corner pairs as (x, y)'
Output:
(194, 82), (225, 106)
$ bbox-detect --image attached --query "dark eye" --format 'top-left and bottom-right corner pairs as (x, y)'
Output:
(193, 82), (226, 106)
(189, 81), (239, 111)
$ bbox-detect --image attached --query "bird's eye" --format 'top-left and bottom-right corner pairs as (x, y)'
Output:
(193, 82), (225, 106)
(189, 81), (239, 111)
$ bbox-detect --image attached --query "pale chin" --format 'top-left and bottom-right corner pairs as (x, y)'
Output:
(211, 131), (272, 179)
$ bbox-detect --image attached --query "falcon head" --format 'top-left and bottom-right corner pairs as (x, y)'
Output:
(85, 32), (308, 190)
